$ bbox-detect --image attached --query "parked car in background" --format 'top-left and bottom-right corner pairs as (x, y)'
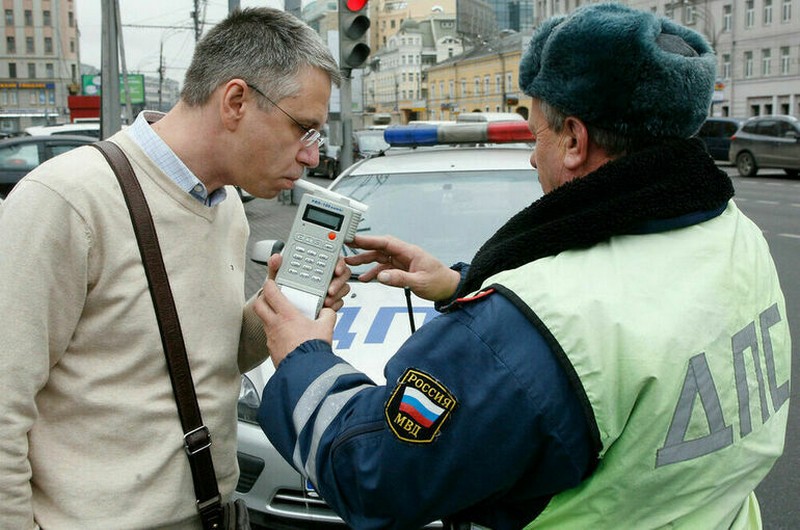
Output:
(307, 142), (340, 179)
(0, 135), (96, 198)
(729, 115), (800, 178)
(235, 121), (541, 528)
(24, 122), (101, 139)
(696, 117), (744, 162)
(352, 128), (390, 160)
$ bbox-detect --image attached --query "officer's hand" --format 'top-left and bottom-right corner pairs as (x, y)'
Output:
(345, 235), (460, 302)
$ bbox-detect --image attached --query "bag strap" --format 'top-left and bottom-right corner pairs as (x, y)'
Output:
(91, 141), (225, 530)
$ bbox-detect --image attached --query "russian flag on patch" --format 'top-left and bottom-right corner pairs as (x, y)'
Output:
(384, 368), (458, 443)
(398, 386), (445, 428)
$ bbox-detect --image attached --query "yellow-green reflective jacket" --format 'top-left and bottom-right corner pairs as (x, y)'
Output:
(482, 202), (791, 529)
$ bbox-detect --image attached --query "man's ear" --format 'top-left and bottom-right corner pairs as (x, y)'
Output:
(561, 116), (590, 171)
(220, 79), (247, 131)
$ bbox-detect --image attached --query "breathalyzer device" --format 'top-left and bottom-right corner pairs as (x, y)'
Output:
(275, 179), (368, 318)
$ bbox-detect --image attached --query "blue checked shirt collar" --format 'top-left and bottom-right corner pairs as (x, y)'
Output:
(125, 111), (227, 206)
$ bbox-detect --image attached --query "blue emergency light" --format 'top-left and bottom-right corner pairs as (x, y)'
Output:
(384, 121), (535, 147)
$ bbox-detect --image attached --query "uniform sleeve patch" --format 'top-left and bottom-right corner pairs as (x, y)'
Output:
(384, 368), (458, 443)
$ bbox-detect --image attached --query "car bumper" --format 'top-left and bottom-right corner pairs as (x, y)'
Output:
(234, 420), (346, 526)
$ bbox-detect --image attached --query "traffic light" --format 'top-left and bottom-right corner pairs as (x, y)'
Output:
(338, 0), (371, 70)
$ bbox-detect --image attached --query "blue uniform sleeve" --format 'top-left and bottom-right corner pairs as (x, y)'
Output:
(259, 292), (593, 530)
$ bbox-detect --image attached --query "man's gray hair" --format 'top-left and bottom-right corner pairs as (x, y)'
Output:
(539, 99), (646, 158)
(181, 7), (341, 106)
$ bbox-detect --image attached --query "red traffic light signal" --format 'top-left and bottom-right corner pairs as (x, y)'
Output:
(346, 0), (368, 10)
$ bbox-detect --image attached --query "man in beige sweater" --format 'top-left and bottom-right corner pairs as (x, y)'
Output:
(0, 7), (346, 529)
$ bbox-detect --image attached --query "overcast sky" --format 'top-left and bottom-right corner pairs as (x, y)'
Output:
(76, 1), (284, 86)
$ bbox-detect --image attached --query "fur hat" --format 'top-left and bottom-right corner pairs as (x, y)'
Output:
(519, 3), (716, 139)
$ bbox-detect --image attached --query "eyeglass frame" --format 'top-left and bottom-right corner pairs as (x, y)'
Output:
(246, 83), (324, 149)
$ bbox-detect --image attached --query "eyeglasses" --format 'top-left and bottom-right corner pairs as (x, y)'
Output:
(246, 83), (324, 149)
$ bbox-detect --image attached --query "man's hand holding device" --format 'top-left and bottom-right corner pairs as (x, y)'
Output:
(255, 179), (364, 367)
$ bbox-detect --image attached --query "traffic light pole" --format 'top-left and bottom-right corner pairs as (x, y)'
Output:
(100, 0), (121, 139)
(339, 68), (353, 171)
(337, 0), (370, 172)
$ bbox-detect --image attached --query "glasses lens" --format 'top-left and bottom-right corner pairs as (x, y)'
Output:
(302, 129), (323, 148)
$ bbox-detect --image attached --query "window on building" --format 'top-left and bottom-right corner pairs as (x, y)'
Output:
(722, 53), (731, 78)
(70, 39), (75, 53)
(68, 11), (74, 27)
(448, 80), (454, 98)
(685, 5), (696, 24)
(460, 79), (466, 96)
(440, 81), (444, 98)
(506, 73), (513, 92)
(44, 37), (52, 54)
(746, 1), (755, 27)
(495, 74), (501, 94)
(28, 63), (36, 78)
(29, 90), (37, 105)
(780, 47), (790, 74)
(24, 9), (32, 26)
(762, 49), (772, 75)
(26, 36), (34, 54)
(45, 63), (54, 78)
(390, 20), (395, 29)
(745, 51), (754, 77)
(782, 0), (792, 21)
(474, 77), (480, 95)
(723, 5), (732, 31)
(6, 36), (15, 54)
(484, 75), (490, 95)
(4, 9), (13, 25)
(764, 0), (773, 24)
(8, 63), (17, 78)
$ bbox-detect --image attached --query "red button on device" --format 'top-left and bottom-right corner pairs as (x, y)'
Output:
(328, 232), (336, 240)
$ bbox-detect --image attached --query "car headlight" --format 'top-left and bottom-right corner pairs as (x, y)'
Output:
(238, 374), (261, 425)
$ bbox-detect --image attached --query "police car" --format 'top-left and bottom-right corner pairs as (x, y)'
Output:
(235, 121), (543, 528)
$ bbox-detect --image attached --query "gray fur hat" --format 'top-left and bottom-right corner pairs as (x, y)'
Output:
(519, 2), (716, 139)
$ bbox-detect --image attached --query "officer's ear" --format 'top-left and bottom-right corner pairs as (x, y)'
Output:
(561, 116), (589, 171)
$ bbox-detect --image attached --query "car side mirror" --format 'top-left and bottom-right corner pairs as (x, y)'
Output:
(250, 239), (284, 265)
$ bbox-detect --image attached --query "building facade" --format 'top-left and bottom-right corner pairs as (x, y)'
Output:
(370, 0), (456, 52)
(425, 30), (528, 122)
(0, 0), (80, 135)
(365, 14), (463, 124)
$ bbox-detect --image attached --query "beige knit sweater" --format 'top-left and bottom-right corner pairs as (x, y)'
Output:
(0, 132), (268, 529)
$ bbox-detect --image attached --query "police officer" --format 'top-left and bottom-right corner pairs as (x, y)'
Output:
(254, 4), (792, 528)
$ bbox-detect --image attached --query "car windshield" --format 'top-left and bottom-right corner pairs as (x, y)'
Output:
(332, 169), (541, 273)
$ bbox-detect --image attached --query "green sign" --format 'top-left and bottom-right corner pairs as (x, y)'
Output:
(81, 74), (145, 104)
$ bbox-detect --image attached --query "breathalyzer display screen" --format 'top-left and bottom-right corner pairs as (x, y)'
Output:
(303, 204), (344, 231)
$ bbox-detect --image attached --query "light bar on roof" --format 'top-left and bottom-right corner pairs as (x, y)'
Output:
(384, 121), (535, 147)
